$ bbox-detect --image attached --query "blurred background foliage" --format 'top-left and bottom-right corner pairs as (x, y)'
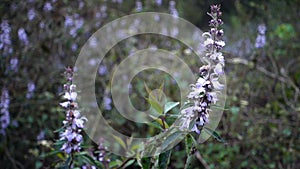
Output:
(0, 0), (299, 168)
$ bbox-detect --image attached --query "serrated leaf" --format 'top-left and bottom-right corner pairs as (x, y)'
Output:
(164, 102), (179, 114)
(203, 127), (225, 143)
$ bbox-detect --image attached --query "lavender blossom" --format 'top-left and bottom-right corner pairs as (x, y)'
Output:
(156, 0), (162, 6)
(180, 4), (225, 134)
(64, 14), (84, 37)
(37, 130), (45, 141)
(0, 20), (13, 55)
(135, 1), (143, 12)
(0, 88), (10, 135)
(255, 24), (266, 48)
(43, 2), (53, 12)
(59, 67), (87, 154)
(18, 28), (29, 45)
(98, 65), (107, 76)
(169, 1), (179, 17)
(27, 8), (36, 21)
(96, 138), (110, 163)
(9, 57), (18, 72)
(26, 81), (36, 99)
(103, 95), (112, 110)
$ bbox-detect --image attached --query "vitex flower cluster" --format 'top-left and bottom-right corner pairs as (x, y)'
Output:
(255, 24), (266, 48)
(59, 66), (87, 154)
(0, 20), (13, 56)
(0, 87), (10, 135)
(180, 4), (225, 134)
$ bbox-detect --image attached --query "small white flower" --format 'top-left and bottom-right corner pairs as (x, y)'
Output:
(63, 92), (77, 101)
(70, 84), (76, 91)
(197, 77), (206, 86)
(204, 38), (214, 46)
(188, 87), (205, 99)
(214, 63), (223, 75)
(217, 54), (224, 65)
(73, 110), (80, 118)
(210, 52), (222, 60)
(211, 78), (224, 90)
(74, 118), (84, 128)
(60, 101), (69, 108)
(215, 40), (225, 47)
(202, 32), (211, 38)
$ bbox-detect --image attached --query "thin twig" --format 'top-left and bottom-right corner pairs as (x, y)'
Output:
(196, 151), (211, 169)
(5, 148), (24, 169)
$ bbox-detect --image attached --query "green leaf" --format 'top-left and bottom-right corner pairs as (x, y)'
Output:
(109, 160), (123, 168)
(54, 127), (65, 133)
(139, 157), (151, 169)
(112, 135), (127, 150)
(124, 159), (135, 168)
(146, 97), (163, 115)
(161, 131), (184, 151)
(203, 127), (225, 143)
(185, 135), (193, 155)
(184, 135), (196, 169)
(164, 102), (179, 114)
(158, 150), (172, 169)
(147, 121), (164, 131)
(81, 154), (104, 168)
(211, 105), (229, 111)
(184, 154), (194, 169)
(40, 150), (61, 158)
(180, 102), (194, 110)
(64, 156), (71, 169)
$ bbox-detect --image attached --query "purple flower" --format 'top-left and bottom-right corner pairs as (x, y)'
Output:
(255, 24), (267, 48)
(9, 58), (18, 72)
(27, 8), (36, 21)
(58, 67), (87, 154)
(169, 1), (178, 17)
(136, 1), (143, 12)
(43, 2), (53, 12)
(181, 4), (225, 134)
(0, 20), (13, 55)
(0, 88), (10, 135)
(26, 81), (35, 99)
(18, 28), (29, 45)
